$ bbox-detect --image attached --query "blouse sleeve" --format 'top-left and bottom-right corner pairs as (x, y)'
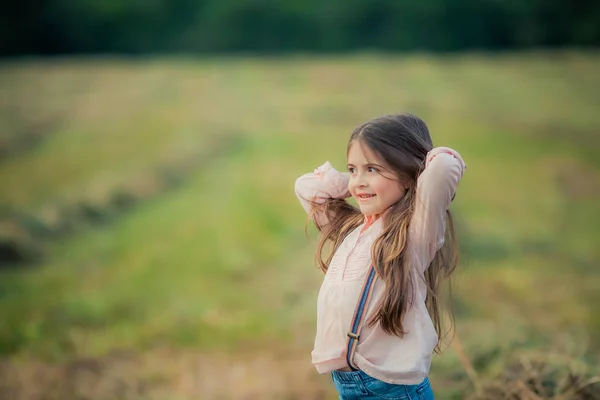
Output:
(294, 161), (351, 227)
(409, 147), (466, 272)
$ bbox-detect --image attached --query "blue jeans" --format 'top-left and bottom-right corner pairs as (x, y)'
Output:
(331, 369), (434, 400)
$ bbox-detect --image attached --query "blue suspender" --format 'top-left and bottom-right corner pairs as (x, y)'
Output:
(345, 265), (377, 371)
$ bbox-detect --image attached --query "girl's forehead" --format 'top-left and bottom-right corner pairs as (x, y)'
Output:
(348, 141), (383, 163)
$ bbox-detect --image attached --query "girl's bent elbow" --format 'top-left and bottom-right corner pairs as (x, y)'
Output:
(294, 175), (310, 197)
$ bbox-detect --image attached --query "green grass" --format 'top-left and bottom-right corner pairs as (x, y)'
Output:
(0, 52), (599, 399)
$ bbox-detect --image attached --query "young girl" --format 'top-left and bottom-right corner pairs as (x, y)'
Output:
(294, 114), (466, 400)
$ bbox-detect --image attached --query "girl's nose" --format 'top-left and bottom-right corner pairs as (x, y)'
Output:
(356, 174), (368, 187)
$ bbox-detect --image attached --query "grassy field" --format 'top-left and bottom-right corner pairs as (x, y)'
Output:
(0, 52), (599, 399)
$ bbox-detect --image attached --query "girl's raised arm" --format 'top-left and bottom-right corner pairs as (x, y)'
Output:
(294, 161), (351, 227)
(410, 147), (466, 271)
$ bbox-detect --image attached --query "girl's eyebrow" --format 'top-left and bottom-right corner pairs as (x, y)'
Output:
(347, 162), (386, 169)
(367, 163), (385, 169)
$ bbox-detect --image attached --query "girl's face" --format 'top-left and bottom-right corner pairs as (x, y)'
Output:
(347, 141), (407, 217)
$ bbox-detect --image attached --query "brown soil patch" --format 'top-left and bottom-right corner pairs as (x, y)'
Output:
(0, 348), (335, 400)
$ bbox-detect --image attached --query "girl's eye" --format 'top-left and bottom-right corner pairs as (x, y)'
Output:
(368, 167), (379, 173)
(348, 167), (356, 173)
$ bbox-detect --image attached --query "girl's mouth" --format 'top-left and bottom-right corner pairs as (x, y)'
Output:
(358, 194), (376, 201)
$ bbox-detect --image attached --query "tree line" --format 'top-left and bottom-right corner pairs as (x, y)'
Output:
(2, 0), (599, 56)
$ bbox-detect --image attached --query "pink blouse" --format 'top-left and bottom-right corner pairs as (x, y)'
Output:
(294, 147), (466, 385)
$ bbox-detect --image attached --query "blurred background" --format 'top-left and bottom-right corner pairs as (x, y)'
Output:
(1, 1), (599, 399)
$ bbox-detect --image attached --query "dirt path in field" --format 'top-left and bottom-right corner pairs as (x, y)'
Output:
(0, 347), (336, 400)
